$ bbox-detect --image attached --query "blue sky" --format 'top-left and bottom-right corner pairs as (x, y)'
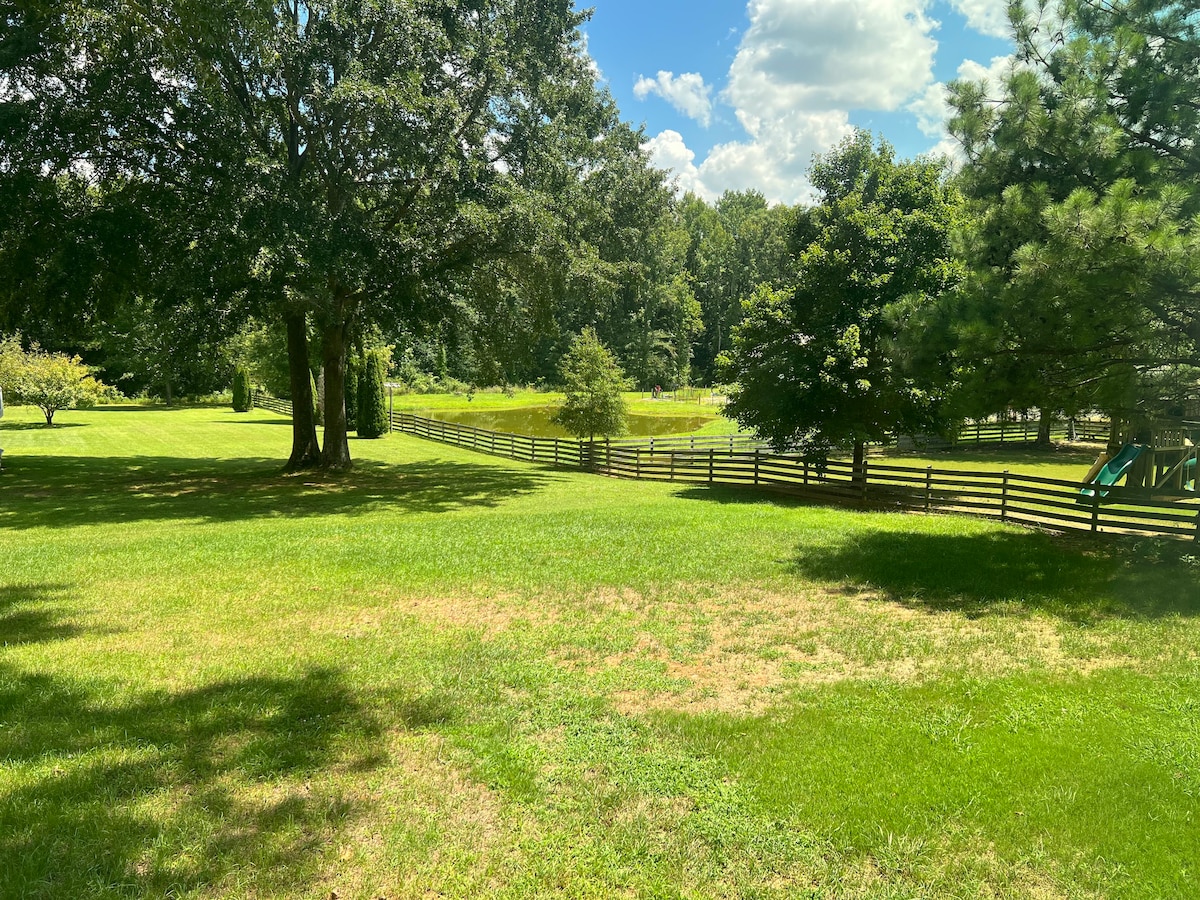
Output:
(582, 0), (1014, 204)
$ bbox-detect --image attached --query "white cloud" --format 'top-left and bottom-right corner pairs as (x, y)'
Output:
(643, 130), (709, 197)
(647, 0), (942, 204)
(633, 71), (714, 127)
(727, 0), (939, 118)
(908, 53), (1015, 155)
(947, 0), (1011, 38)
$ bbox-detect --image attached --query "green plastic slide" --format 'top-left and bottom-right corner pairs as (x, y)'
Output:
(1079, 443), (1145, 500)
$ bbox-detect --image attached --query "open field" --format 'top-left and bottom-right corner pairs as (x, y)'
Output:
(1, 405), (1198, 898)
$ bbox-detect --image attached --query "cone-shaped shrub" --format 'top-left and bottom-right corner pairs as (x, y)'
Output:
(344, 354), (360, 433)
(309, 370), (321, 425)
(357, 349), (388, 438)
(232, 366), (253, 412)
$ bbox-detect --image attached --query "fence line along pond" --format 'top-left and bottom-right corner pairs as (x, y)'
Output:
(253, 392), (1200, 542)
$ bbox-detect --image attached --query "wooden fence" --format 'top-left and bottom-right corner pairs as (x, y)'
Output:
(254, 393), (292, 416)
(952, 418), (1110, 445)
(253, 392), (1196, 541)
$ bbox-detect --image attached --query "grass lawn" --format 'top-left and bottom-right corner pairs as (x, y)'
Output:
(1, 404), (1197, 899)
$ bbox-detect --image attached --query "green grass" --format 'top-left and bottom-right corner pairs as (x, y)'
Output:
(1, 404), (1198, 898)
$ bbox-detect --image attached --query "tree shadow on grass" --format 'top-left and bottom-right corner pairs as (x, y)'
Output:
(0, 584), (87, 646)
(223, 417), (295, 426)
(0, 661), (385, 897)
(791, 528), (1200, 622)
(0, 454), (558, 530)
(0, 421), (87, 431)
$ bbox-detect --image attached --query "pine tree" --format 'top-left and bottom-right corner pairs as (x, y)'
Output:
(551, 329), (629, 443)
(357, 350), (388, 439)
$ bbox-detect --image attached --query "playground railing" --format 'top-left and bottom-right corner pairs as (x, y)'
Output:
(254, 393), (1195, 541)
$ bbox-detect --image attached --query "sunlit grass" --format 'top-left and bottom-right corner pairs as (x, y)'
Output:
(1, 404), (1197, 898)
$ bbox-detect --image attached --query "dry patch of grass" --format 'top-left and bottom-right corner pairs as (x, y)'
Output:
(551, 586), (1160, 715)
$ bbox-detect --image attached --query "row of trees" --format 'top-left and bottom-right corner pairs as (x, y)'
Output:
(2, 1), (1194, 465)
(1, 0), (789, 467)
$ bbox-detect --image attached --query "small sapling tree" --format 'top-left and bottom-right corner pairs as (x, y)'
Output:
(357, 349), (388, 439)
(552, 328), (630, 444)
(9, 346), (110, 425)
(231, 366), (253, 412)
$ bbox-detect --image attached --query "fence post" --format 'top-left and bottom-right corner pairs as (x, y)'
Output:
(1091, 488), (1102, 534)
(1001, 471), (1009, 522)
(924, 466), (932, 512)
(606, 438), (611, 473)
(636, 448), (641, 479)
(803, 460), (809, 486)
(669, 451), (675, 481)
(754, 449), (761, 486)
(860, 460), (869, 501)
(1195, 510), (1200, 544)
(708, 448), (715, 484)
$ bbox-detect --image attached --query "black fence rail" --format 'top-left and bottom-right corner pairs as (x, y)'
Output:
(253, 392), (1195, 540)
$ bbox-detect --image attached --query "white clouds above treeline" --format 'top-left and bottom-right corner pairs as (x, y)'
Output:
(633, 71), (714, 127)
(636, 0), (1013, 204)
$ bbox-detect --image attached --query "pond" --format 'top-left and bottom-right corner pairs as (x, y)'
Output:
(421, 405), (714, 438)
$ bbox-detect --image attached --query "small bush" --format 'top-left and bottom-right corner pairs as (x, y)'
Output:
(231, 367), (253, 412)
(357, 349), (388, 438)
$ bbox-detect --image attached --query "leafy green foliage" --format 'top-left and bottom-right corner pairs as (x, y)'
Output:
(231, 367), (252, 413)
(356, 350), (388, 439)
(721, 133), (963, 461)
(943, 0), (1200, 421)
(0, 336), (114, 425)
(344, 355), (359, 434)
(551, 328), (629, 442)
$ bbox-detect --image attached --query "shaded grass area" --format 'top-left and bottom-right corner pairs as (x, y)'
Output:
(664, 669), (1200, 897)
(0, 454), (555, 530)
(1, 405), (1199, 897)
(0, 660), (380, 898)
(792, 527), (1200, 621)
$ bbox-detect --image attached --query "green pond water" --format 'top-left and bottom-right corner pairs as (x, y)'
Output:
(423, 405), (713, 438)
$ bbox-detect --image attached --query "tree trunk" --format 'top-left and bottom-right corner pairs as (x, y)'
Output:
(1036, 408), (1053, 447)
(44, 408), (54, 426)
(319, 320), (352, 471)
(1107, 415), (1124, 456)
(284, 310), (321, 472)
(164, 379), (173, 407)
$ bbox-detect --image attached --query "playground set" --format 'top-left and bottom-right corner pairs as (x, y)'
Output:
(1081, 418), (1198, 499)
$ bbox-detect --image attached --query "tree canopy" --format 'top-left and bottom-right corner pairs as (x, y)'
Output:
(551, 327), (629, 442)
(943, 0), (1200, 425)
(721, 132), (964, 465)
